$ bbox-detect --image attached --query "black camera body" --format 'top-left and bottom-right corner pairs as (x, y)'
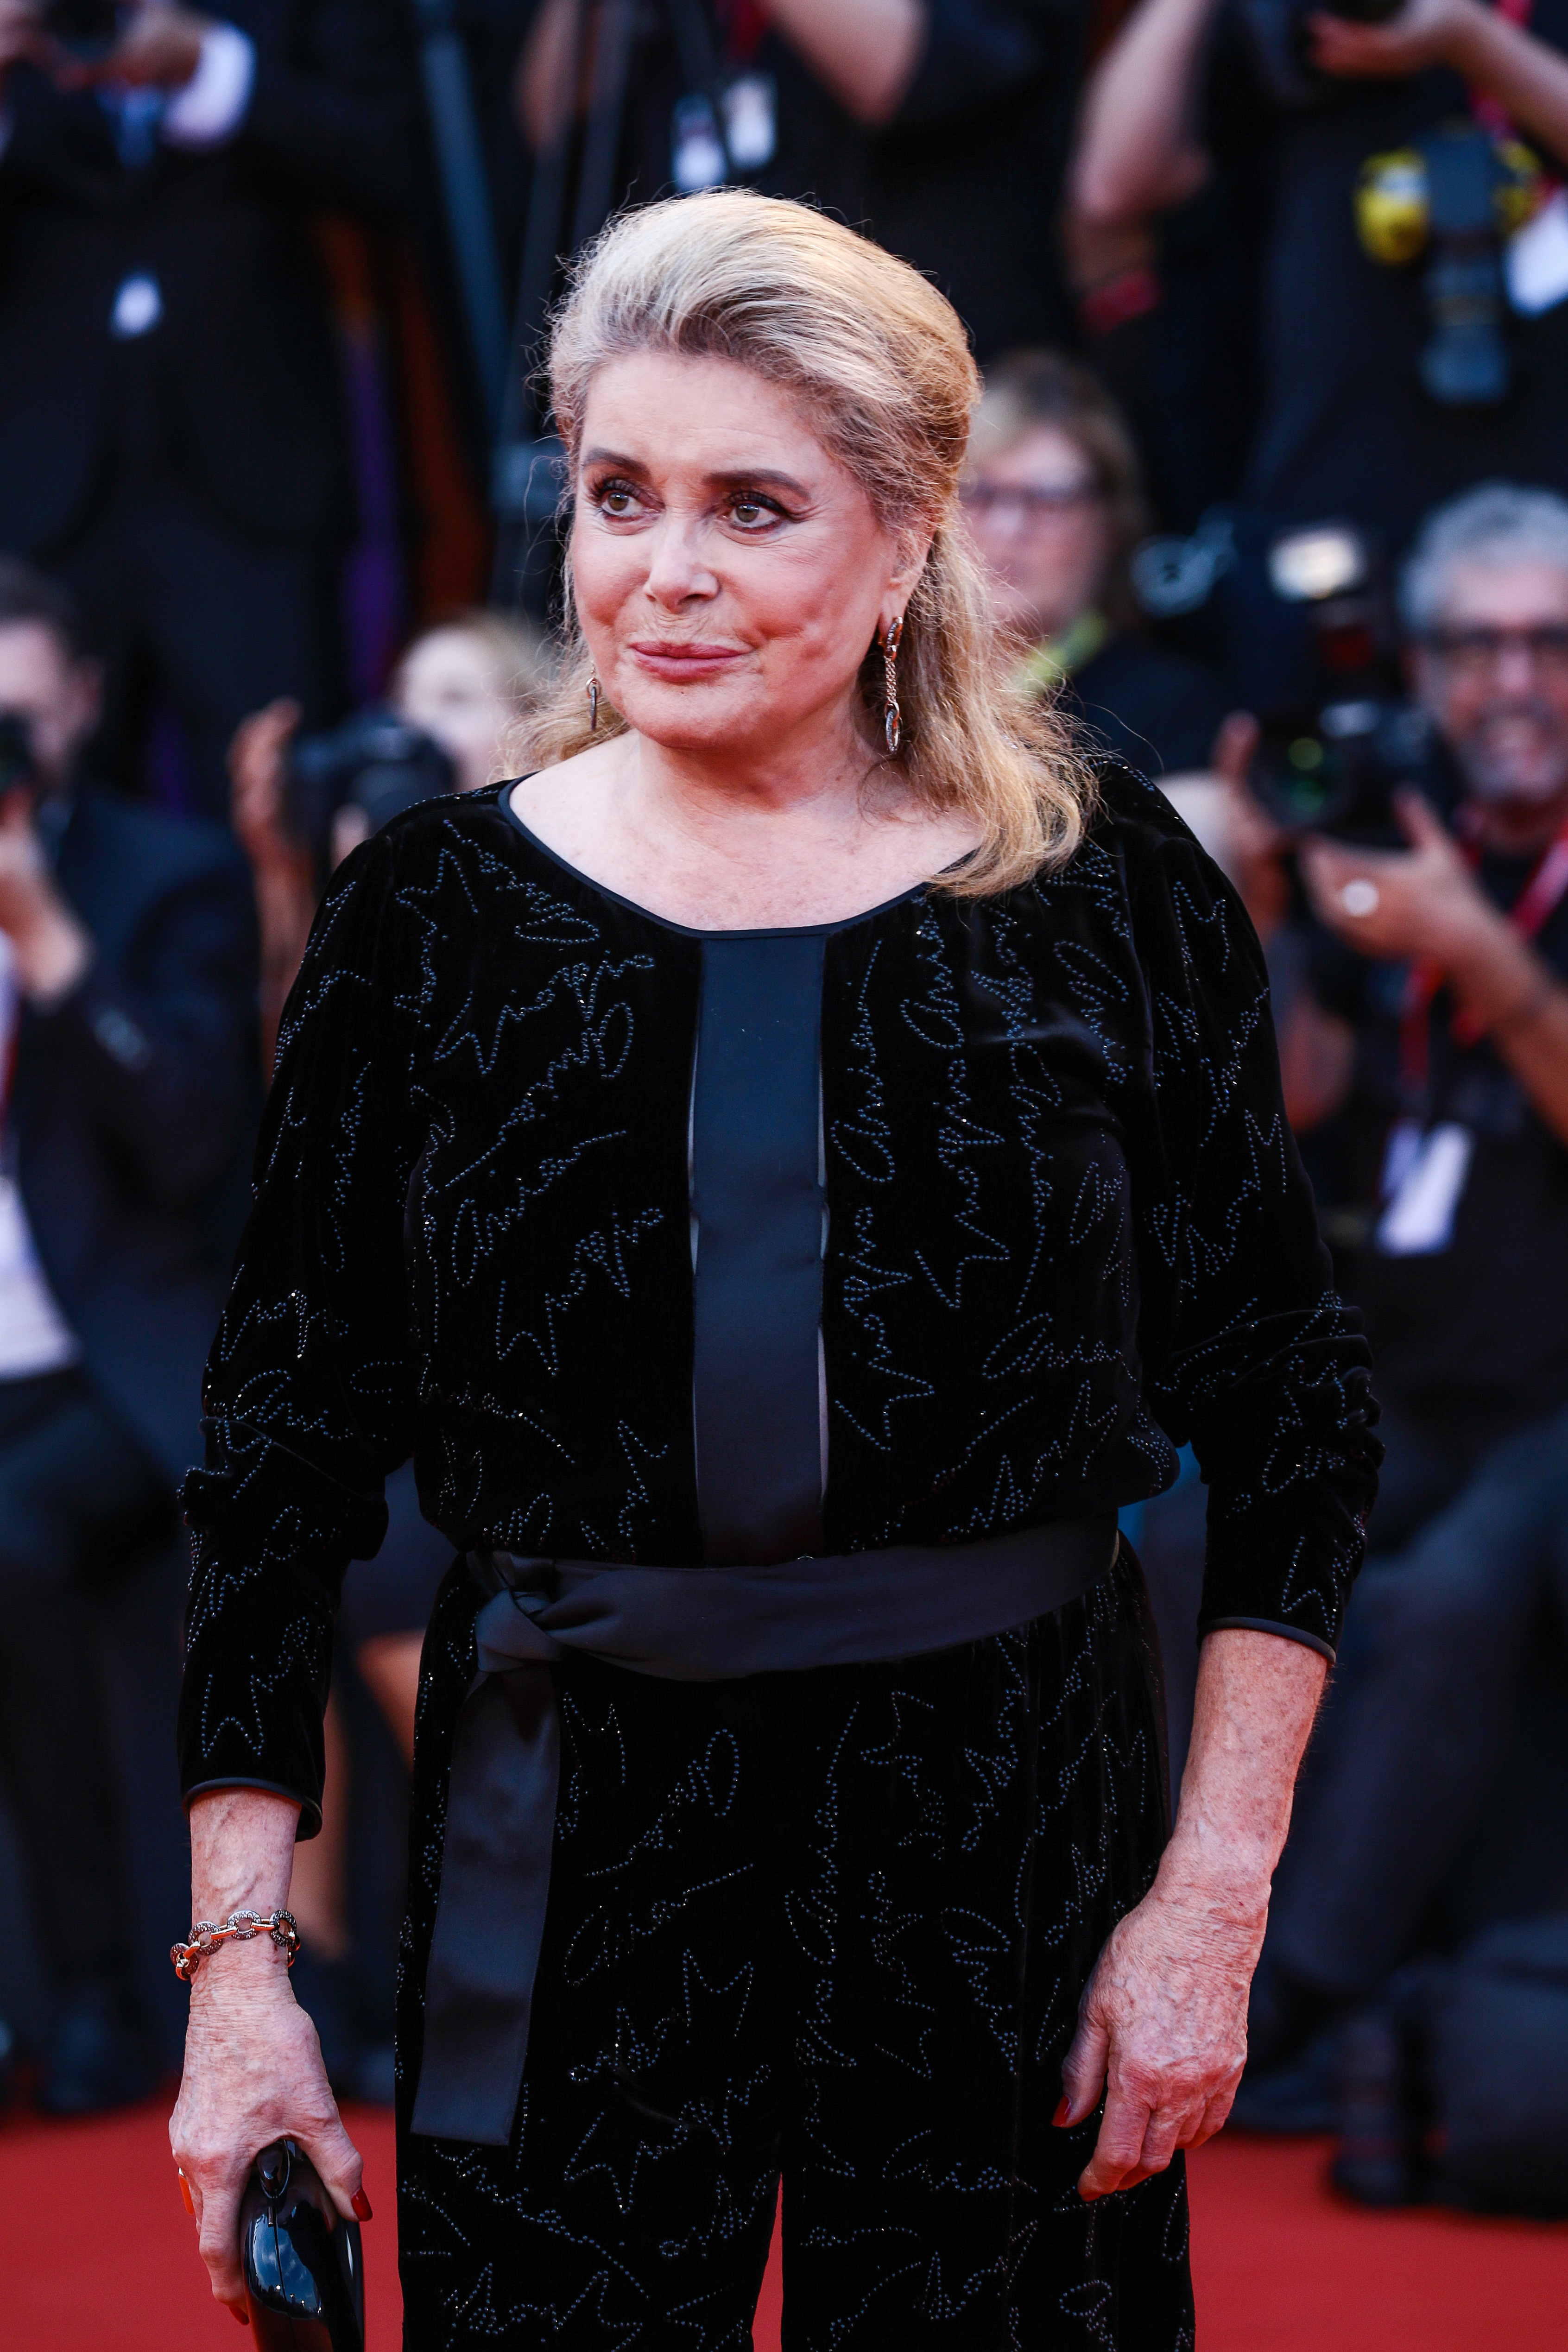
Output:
(1246, 521), (1415, 837)
(240, 2139), (365, 2352)
(1251, 696), (1428, 837)
(284, 706), (455, 873)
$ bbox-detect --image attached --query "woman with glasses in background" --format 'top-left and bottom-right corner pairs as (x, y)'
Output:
(963, 350), (1227, 783)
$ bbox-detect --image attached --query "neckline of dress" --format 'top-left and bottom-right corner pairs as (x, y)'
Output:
(502, 783), (929, 941)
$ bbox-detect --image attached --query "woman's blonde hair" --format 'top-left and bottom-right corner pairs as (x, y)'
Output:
(519, 190), (1097, 895)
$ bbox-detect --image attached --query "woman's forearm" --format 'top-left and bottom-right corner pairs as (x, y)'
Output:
(1163, 1626), (1328, 1901)
(173, 1787), (365, 2315)
(1059, 1625), (1328, 2195)
(189, 1788), (302, 1983)
(1070, 0), (1221, 223)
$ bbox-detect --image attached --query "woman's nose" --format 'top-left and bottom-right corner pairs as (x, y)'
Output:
(643, 518), (719, 607)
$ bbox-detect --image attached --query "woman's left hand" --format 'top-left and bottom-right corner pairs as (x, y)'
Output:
(1056, 1853), (1266, 2198)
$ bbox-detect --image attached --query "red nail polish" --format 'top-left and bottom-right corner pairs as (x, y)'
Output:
(230, 2305), (251, 2325)
(177, 2170), (195, 2215)
(351, 2188), (373, 2222)
(1052, 2096), (1071, 2128)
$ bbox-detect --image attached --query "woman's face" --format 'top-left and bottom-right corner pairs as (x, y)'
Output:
(569, 352), (919, 765)
(395, 627), (513, 796)
(961, 423), (1112, 646)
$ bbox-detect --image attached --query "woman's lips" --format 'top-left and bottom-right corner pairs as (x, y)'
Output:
(628, 640), (748, 678)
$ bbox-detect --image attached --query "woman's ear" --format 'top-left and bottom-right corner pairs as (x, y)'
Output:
(883, 525), (935, 628)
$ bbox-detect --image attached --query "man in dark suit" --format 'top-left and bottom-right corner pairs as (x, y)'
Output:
(0, 0), (419, 814)
(0, 559), (257, 2108)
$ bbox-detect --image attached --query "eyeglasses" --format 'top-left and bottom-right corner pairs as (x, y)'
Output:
(1423, 625), (1568, 676)
(960, 481), (1102, 525)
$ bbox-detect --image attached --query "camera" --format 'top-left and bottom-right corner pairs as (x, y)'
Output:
(1234, 0), (1532, 408)
(1246, 523), (1414, 835)
(284, 706), (455, 872)
(1355, 123), (1539, 409)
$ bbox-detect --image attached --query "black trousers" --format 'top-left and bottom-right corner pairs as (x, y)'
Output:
(50, 470), (344, 821)
(394, 1549), (1194, 2351)
(0, 1368), (173, 1988)
(1269, 1399), (1568, 1997)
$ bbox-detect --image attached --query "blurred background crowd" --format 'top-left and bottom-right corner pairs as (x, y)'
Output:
(0, 0), (1567, 2233)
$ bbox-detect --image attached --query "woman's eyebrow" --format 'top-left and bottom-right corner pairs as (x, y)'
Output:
(580, 449), (811, 499)
(581, 446), (649, 474)
(703, 467), (811, 497)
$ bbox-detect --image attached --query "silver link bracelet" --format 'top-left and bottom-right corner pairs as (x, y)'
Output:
(170, 1906), (302, 1982)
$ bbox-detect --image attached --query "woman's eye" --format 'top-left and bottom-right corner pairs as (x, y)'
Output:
(728, 496), (780, 529)
(592, 480), (643, 518)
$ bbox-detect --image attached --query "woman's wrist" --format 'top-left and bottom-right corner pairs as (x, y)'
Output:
(1447, 914), (1553, 1031)
(1156, 1817), (1277, 1922)
(185, 1932), (297, 2021)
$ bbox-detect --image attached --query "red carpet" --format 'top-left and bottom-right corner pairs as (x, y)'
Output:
(8, 2098), (1564, 2347)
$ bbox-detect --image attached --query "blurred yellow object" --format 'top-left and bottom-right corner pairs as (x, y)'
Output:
(1356, 138), (1546, 266)
(1495, 138), (1546, 235)
(1355, 150), (1429, 265)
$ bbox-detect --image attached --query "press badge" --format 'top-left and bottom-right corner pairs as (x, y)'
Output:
(1375, 1119), (1475, 1255)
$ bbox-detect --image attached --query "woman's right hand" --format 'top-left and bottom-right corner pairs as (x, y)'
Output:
(169, 1937), (366, 2321)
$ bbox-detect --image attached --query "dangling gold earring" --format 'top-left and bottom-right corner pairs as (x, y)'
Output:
(881, 616), (904, 756)
(587, 674), (600, 732)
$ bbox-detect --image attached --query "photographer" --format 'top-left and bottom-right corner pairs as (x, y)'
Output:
(229, 609), (548, 1065)
(1072, 0), (1568, 547)
(0, 559), (256, 2109)
(1232, 484), (1568, 2155)
(0, 0), (419, 815)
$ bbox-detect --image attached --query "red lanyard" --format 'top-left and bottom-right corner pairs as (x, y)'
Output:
(1399, 808), (1568, 1098)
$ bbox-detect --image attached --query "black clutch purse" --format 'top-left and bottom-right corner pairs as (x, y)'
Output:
(239, 2138), (365, 2352)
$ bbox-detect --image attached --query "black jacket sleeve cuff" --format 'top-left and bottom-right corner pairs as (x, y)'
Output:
(1197, 1616), (1337, 1665)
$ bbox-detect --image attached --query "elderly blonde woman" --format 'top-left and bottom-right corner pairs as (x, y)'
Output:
(169, 194), (1378, 2349)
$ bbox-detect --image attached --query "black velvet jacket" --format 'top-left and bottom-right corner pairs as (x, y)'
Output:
(178, 767), (1379, 1827)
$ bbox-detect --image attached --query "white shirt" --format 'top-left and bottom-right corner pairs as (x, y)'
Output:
(0, 932), (80, 1380)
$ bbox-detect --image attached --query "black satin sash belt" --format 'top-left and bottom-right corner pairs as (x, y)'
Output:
(410, 1512), (1120, 2144)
